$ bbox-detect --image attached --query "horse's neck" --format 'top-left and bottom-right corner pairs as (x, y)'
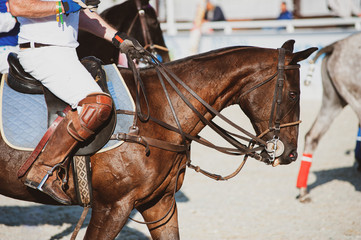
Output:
(123, 48), (275, 138)
(158, 59), (254, 136)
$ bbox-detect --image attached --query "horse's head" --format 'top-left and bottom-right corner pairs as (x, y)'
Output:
(239, 40), (317, 166)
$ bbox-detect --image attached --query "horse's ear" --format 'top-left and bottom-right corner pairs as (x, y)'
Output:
(281, 40), (295, 52)
(290, 47), (318, 64)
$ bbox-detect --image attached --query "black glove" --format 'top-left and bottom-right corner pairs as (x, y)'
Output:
(112, 32), (144, 57)
(85, 0), (100, 7)
(62, 0), (83, 14)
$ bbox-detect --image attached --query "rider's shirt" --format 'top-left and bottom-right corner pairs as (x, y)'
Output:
(0, 0), (19, 47)
(16, 0), (102, 107)
(17, 0), (79, 48)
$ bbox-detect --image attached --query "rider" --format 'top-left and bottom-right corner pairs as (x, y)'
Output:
(8, 0), (143, 205)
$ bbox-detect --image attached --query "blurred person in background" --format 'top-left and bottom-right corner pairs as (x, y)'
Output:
(0, 0), (19, 76)
(277, 1), (293, 20)
(327, 0), (361, 17)
(204, 0), (226, 22)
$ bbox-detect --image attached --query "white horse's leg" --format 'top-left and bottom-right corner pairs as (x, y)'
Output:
(328, 40), (361, 171)
(297, 55), (346, 202)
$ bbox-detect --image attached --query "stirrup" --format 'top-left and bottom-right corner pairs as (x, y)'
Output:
(37, 163), (63, 191)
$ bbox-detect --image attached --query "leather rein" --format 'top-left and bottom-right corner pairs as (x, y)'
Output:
(112, 48), (301, 170)
(109, 47), (300, 225)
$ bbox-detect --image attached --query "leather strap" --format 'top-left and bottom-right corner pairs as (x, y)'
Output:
(19, 42), (52, 49)
(17, 106), (72, 178)
(134, 0), (152, 47)
(111, 132), (188, 154)
(268, 48), (286, 137)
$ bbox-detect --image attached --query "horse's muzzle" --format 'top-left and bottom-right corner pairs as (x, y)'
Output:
(288, 150), (298, 161)
(259, 149), (298, 166)
(282, 149), (298, 165)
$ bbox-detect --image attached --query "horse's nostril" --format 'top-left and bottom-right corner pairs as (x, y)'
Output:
(289, 151), (298, 161)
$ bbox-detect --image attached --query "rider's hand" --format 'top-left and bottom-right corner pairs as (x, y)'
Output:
(112, 32), (144, 58)
(61, 0), (84, 14)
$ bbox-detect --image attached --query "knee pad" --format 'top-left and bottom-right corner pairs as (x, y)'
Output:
(67, 93), (113, 141)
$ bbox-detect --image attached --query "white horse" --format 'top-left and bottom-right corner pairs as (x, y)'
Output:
(296, 32), (361, 202)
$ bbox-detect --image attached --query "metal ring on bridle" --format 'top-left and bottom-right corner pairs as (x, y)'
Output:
(266, 137), (285, 162)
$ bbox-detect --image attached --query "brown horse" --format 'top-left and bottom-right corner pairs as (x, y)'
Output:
(0, 41), (316, 239)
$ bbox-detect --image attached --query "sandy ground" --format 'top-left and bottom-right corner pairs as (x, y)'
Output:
(0, 97), (360, 240)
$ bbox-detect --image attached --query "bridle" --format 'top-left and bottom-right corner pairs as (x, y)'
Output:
(231, 48), (301, 163)
(109, 47), (301, 226)
(114, 47), (301, 174)
(127, 0), (169, 55)
(257, 48), (301, 162)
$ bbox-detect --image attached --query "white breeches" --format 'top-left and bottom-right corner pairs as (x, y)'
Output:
(18, 46), (102, 108)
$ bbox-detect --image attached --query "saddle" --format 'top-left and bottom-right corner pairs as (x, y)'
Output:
(6, 53), (116, 156)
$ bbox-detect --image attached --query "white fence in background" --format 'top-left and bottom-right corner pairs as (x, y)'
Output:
(162, 27), (358, 100)
(161, 17), (361, 35)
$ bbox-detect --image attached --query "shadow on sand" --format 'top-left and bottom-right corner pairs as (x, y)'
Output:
(308, 162), (361, 193)
(0, 191), (189, 240)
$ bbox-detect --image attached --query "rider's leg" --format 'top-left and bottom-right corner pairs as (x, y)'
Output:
(25, 92), (113, 205)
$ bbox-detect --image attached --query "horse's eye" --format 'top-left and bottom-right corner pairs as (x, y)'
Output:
(289, 91), (298, 100)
